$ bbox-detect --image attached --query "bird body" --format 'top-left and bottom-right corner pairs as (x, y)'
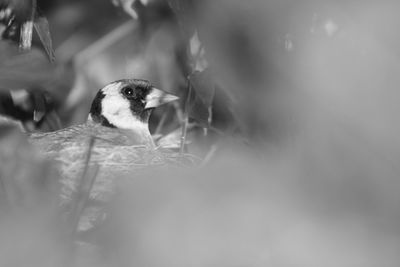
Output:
(29, 119), (153, 154)
(28, 79), (178, 153)
(26, 79), (179, 228)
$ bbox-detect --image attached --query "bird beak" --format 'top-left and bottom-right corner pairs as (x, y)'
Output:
(145, 87), (179, 109)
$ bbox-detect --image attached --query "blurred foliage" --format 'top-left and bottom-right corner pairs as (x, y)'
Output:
(1, 0), (400, 266)
(0, 0), (55, 59)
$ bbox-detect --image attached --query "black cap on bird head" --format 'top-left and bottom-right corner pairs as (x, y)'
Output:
(89, 79), (178, 130)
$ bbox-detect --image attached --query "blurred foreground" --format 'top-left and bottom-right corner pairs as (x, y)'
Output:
(1, 0), (400, 266)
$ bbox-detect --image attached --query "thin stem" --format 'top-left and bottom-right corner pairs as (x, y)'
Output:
(70, 136), (99, 236)
(180, 79), (192, 155)
(200, 144), (218, 167)
(154, 106), (170, 135)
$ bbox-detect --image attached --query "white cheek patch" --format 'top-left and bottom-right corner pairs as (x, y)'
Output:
(100, 82), (148, 132)
(101, 82), (122, 95)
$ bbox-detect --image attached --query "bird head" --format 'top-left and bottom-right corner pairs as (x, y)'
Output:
(88, 79), (178, 131)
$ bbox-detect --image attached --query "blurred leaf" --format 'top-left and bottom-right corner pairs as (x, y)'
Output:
(34, 13), (55, 62)
(111, 0), (138, 19)
(191, 70), (214, 107)
(0, 89), (62, 132)
(166, 0), (184, 15)
(155, 124), (194, 149)
(0, 41), (57, 89)
(0, 0), (33, 22)
(188, 70), (215, 127)
(0, 125), (59, 209)
(166, 0), (196, 36)
(189, 31), (208, 72)
(15, 0), (35, 51)
(31, 90), (45, 122)
(19, 20), (33, 50)
(0, 1), (55, 61)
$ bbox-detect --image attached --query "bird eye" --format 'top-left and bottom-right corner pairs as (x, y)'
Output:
(122, 87), (134, 98)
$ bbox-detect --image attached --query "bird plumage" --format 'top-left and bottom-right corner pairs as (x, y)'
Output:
(28, 120), (145, 152)
(29, 79), (178, 151)
(26, 79), (179, 223)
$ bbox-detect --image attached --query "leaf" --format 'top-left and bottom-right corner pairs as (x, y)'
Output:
(19, 20), (33, 50)
(188, 70), (215, 127)
(189, 31), (208, 72)
(190, 70), (215, 107)
(188, 94), (209, 127)
(34, 14), (55, 62)
(0, 41), (55, 89)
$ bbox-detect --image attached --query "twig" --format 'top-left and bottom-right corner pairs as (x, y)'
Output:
(65, 137), (99, 267)
(180, 79), (192, 155)
(200, 144), (218, 167)
(173, 101), (184, 123)
(203, 105), (213, 136)
(70, 136), (99, 236)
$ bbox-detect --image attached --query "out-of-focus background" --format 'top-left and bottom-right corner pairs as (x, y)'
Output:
(1, 0), (400, 266)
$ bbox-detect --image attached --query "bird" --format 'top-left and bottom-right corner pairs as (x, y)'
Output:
(27, 79), (179, 218)
(28, 78), (179, 153)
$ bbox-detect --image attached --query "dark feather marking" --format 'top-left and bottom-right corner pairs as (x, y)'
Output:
(120, 79), (153, 123)
(89, 90), (116, 128)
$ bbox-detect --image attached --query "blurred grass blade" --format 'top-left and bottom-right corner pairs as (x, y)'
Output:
(188, 71), (215, 128)
(32, 91), (46, 122)
(70, 137), (99, 236)
(180, 80), (192, 154)
(34, 14), (55, 62)
(200, 144), (218, 167)
(19, 0), (36, 51)
(19, 20), (33, 51)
